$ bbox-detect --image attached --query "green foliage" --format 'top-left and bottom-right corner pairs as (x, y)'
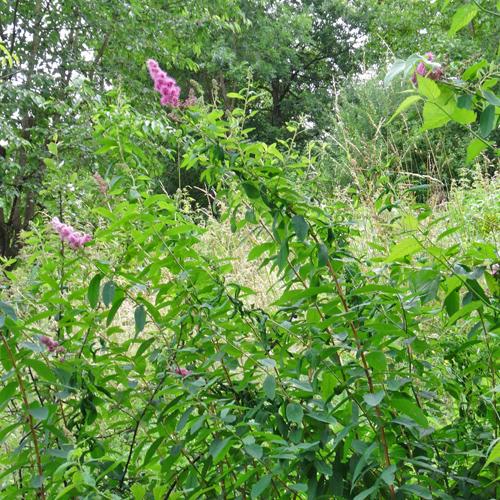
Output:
(180, 0), (368, 144)
(1, 66), (500, 500)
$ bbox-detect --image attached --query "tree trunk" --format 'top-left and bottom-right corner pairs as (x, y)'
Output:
(271, 80), (283, 127)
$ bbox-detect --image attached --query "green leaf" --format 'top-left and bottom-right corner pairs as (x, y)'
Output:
(94, 143), (114, 155)
(102, 281), (115, 307)
(276, 239), (289, 272)
(177, 406), (195, 432)
(388, 95), (421, 123)
(485, 272), (500, 297)
(131, 484), (147, 500)
(315, 459), (333, 476)
(43, 158), (57, 169)
(227, 92), (244, 99)
(483, 90), (500, 107)
(31, 475), (44, 488)
(419, 101), (451, 131)
(399, 484), (432, 499)
(444, 289), (460, 317)
(135, 306), (146, 333)
(385, 237), (421, 263)
(401, 214), (419, 230)
(0, 382), (17, 407)
(363, 391), (385, 407)
(451, 105), (476, 124)
(365, 352), (387, 372)
(417, 75), (440, 100)
(486, 439), (500, 465)
(143, 437), (163, 467)
(321, 371), (337, 401)
(245, 443), (263, 459)
(209, 437), (232, 464)
(88, 274), (102, 309)
(263, 375), (276, 399)
(0, 301), (17, 322)
(317, 243), (329, 267)
(28, 406), (49, 420)
(351, 285), (403, 295)
(23, 359), (57, 384)
(153, 485), (167, 500)
(353, 486), (377, 500)
(47, 143), (58, 155)
(390, 398), (429, 428)
(448, 4), (479, 37)
(480, 105), (496, 137)
(457, 94), (472, 110)
(291, 214), (309, 242)
(241, 182), (260, 199)
(380, 464), (397, 486)
(384, 59), (406, 87)
(462, 60), (488, 81)
(251, 475), (271, 499)
(447, 301), (482, 326)
(289, 484), (308, 492)
(248, 243), (274, 261)
(467, 138), (491, 162)
(286, 403), (304, 423)
(107, 297), (125, 327)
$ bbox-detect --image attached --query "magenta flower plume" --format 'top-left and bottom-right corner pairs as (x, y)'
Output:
(147, 59), (182, 107)
(51, 217), (91, 250)
(412, 52), (442, 85)
(171, 366), (194, 377)
(40, 336), (58, 353)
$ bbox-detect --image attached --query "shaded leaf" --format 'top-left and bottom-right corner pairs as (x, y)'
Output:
(88, 274), (102, 309)
(363, 391), (385, 407)
(286, 403), (304, 423)
(251, 475), (271, 499)
(135, 305), (146, 333)
(263, 375), (276, 400)
(291, 214), (309, 242)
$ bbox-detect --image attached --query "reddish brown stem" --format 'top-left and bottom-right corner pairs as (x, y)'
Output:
(1, 334), (46, 500)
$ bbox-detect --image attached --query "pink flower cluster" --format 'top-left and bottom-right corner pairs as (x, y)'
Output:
(180, 88), (198, 108)
(172, 366), (193, 377)
(40, 336), (66, 361)
(493, 264), (499, 275)
(147, 59), (182, 107)
(51, 217), (91, 250)
(93, 173), (108, 195)
(412, 53), (442, 85)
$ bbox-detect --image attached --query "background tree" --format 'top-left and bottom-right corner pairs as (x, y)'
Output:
(179, 0), (369, 143)
(0, 0), (242, 260)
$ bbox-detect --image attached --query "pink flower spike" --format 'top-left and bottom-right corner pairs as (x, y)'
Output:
(147, 59), (183, 108)
(51, 215), (91, 249)
(411, 54), (442, 86)
(416, 62), (426, 77)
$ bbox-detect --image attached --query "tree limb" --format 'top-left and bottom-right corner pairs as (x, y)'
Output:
(89, 31), (111, 83)
(9, 0), (19, 53)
